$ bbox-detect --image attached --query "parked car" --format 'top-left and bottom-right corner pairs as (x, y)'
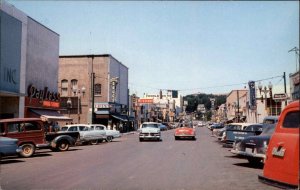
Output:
(0, 118), (79, 157)
(88, 124), (121, 142)
(230, 123), (276, 165)
(209, 123), (224, 131)
(217, 123), (254, 143)
(259, 100), (299, 189)
(0, 137), (21, 160)
(139, 122), (161, 142)
(61, 124), (106, 145)
(174, 122), (196, 140)
(228, 123), (264, 148)
(159, 123), (168, 131)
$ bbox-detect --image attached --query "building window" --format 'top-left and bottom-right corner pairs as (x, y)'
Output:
(71, 79), (78, 95)
(95, 83), (101, 95)
(61, 79), (68, 97)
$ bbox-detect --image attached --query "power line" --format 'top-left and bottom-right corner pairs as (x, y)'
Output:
(129, 74), (284, 92)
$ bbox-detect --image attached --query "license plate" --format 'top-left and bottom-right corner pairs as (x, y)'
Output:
(245, 148), (253, 154)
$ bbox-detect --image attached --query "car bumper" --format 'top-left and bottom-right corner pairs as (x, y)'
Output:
(139, 134), (160, 140)
(234, 150), (265, 159)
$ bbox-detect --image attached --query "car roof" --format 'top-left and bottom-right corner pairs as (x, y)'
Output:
(142, 122), (159, 124)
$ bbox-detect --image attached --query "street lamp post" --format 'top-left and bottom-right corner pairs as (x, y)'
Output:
(67, 98), (72, 117)
(73, 86), (86, 124)
(258, 81), (273, 115)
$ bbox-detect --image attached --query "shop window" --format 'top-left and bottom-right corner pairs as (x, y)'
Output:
(61, 79), (68, 97)
(95, 83), (101, 95)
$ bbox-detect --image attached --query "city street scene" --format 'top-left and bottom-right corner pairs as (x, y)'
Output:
(0, 1), (299, 190)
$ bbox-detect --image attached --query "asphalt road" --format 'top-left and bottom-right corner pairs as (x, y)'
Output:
(0, 127), (279, 190)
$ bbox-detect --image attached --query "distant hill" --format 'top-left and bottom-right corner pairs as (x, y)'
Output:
(183, 93), (227, 120)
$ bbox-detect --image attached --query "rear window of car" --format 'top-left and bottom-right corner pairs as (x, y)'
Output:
(282, 111), (300, 129)
(142, 124), (159, 128)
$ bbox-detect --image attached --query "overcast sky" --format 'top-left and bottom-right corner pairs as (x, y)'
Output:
(7, 1), (299, 96)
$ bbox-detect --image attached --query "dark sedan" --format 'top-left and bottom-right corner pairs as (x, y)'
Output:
(230, 124), (276, 165)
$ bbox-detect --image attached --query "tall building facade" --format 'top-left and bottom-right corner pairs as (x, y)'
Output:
(0, 1), (63, 121)
(58, 55), (129, 131)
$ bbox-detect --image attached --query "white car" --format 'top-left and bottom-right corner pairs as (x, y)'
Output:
(139, 122), (161, 142)
(87, 124), (121, 142)
(60, 124), (106, 145)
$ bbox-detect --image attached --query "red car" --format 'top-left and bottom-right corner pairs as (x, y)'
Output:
(174, 123), (196, 140)
(259, 100), (299, 189)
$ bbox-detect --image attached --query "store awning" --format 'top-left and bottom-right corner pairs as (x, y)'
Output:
(111, 114), (128, 122)
(30, 109), (72, 122)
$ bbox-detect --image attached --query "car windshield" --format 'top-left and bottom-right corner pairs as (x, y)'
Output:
(260, 124), (275, 135)
(60, 127), (68, 131)
(142, 124), (159, 128)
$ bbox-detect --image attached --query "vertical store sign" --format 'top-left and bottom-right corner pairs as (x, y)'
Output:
(0, 11), (22, 94)
(248, 81), (256, 110)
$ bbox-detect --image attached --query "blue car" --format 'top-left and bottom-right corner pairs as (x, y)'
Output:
(159, 124), (168, 131)
(0, 137), (21, 160)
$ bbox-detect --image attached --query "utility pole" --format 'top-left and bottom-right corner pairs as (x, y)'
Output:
(237, 90), (240, 122)
(283, 72), (287, 106)
(91, 72), (95, 124)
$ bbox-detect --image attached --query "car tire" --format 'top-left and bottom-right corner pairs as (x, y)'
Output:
(139, 138), (143, 142)
(19, 143), (35, 158)
(57, 140), (69, 151)
(106, 136), (113, 142)
(90, 140), (98, 145)
(175, 136), (179, 140)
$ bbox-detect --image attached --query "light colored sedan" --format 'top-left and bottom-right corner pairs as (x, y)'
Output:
(61, 124), (106, 145)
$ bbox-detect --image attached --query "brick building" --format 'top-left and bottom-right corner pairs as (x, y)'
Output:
(58, 54), (130, 131)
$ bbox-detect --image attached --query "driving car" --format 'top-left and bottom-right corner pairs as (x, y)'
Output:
(174, 122), (196, 140)
(230, 123), (276, 165)
(139, 122), (161, 141)
(0, 137), (21, 160)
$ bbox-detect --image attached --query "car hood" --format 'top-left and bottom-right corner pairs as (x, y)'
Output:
(141, 128), (160, 133)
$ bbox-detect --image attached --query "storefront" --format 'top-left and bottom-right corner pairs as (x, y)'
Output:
(24, 84), (72, 127)
(94, 102), (130, 132)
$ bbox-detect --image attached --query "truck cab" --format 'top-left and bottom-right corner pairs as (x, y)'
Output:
(259, 100), (299, 189)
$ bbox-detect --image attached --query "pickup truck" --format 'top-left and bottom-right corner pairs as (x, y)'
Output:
(87, 124), (121, 142)
(259, 100), (299, 189)
(60, 124), (107, 144)
(0, 118), (79, 157)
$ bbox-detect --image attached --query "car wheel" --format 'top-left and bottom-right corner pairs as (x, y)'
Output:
(175, 136), (179, 140)
(139, 138), (143, 142)
(57, 140), (69, 151)
(192, 136), (196, 141)
(106, 136), (113, 142)
(247, 157), (262, 166)
(90, 140), (98, 145)
(19, 143), (35, 158)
